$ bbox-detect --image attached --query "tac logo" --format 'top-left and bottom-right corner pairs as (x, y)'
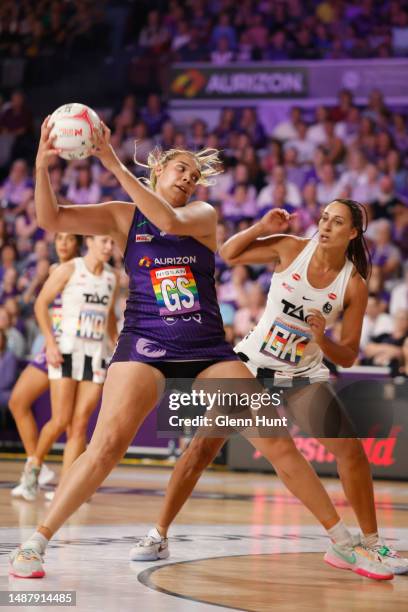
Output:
(171, 69), (207, 98)
(139, 256), (152, 268)
(83, 292), (109, 305)
(281, 299), (306, 321)
(292, 273), (301, 281)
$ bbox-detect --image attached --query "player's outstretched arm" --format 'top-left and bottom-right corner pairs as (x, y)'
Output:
(219, 209), (297, 265)
(34, 118), (134, 250)
(34, 262), (74, 368)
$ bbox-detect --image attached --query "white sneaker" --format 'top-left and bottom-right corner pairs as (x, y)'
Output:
(38, 463), (55, 487)
(324, 537), (393, 580)
(11, 460), (30, 498)
(11, 459), (53, 496)
(9, 547), (45, 578)
(129, 528), (169, 561)
(364, 540), (408, 575)
(16, 466), (40, 502)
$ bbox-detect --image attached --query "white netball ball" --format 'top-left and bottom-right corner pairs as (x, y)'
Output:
(49, 103), (101, 160)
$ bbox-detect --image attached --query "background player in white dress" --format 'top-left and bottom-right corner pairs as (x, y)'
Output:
(10, 233), (82, 500)
(131, 202), (408, 577)
(20, 235), (118, 501)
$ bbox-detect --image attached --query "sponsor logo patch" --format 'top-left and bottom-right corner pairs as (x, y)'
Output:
(135, 234), (154, 243)
(292, 273), (301, 281)
(139, 256), (152, 268)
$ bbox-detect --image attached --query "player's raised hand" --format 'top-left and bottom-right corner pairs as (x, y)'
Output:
(35, 116), (61, 170)
(306, 308), (326, 343)
(259, 208), (294, 236)
(90, 121), (117, 169)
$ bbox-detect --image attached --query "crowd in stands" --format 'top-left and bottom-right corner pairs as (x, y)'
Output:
(0, 84), (407, 391)
(133, 0), (408, 62)
(0, 0), (108, 61)
(2, 0), (408, 67)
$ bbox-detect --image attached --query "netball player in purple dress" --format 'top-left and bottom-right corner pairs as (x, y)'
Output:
(9, 119), (388, 580)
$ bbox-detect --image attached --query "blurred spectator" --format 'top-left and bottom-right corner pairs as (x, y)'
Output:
(121, 121), (153, 165)
(391, 113), (408, 154)
(0, 328), (18, 412)
(237, 108), (267, 149)
(330, 89), (355, 122)
(282, 148), (306, 190)
(177, 27), (209, 61)
(188, 120), (208, 151)
(264, 29), (291, 60)
(316, 163), (341, 205)
(15, 197), (44, 245)
(138, 10), (170, 56)
(371, 175), (400, 220)
(286, 121), (316, 164)
(390, 262), (408, 315)
(221, 184), (257, 225)
(171, 20), (191, 52)
(0, 244), (18, 282)
(0, 91), (33, 164)
(370, 219), (401, 279)
(0, 305), (25, 358)
(0, 268), (19, 305)
(211, 13), (237, 50)
(211, 37), (234, 64)
(140, 94), (170, 137)
(384, 149), (408, 194)
(0, 215), (10, 249)
(272, 107), (302, 142)
(257, 166), (301, 210)
(362, 309), (408, 377)
(234, 284), (266, 338)
(307, 106), (329, 146)
(0, 159), (33, 217)
(360, 294), (393, 349)
(245, 14), (269, 53)
(66, 163), (101, 205)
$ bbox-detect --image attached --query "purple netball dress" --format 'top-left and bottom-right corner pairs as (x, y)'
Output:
(111, 208), (237, 365)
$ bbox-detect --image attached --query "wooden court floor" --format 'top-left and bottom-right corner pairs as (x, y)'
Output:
(1, 459), (407, 611)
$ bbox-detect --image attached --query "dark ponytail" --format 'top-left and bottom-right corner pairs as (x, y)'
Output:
(330, 199), (372, 280)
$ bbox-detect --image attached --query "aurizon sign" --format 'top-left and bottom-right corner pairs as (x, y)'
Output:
(170, 66), (308, 99)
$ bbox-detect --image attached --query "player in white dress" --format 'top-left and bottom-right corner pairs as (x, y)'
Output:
(130, 201), (408, 577)
(10, 233), (82, 500)
(19, 235), (118, 502)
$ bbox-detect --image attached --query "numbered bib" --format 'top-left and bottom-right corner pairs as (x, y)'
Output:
(261, 318), (311, 365)
(150, 266), (200, 317)
(76, 309), (106, 341)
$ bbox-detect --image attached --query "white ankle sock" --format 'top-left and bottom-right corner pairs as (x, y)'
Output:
(362, 532), (379, 547)
(149, 527), (163, 541)
(23, 531), (49, 554)
(327, 520), (353, 547)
